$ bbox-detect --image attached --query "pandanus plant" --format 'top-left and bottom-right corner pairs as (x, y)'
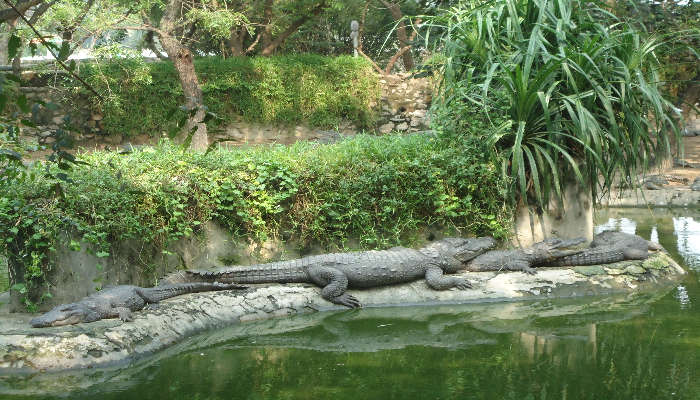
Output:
(427, 0), (681, 208)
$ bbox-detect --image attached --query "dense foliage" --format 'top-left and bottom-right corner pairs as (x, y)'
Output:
(53, 54), (380, 137)
(0, 134), (510, 309)
(428, 0), (683, 207)
(614, 0), (699, 104)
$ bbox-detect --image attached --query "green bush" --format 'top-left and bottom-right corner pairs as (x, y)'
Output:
(0, 134), (510, 308)
(64, 54), (380, 137)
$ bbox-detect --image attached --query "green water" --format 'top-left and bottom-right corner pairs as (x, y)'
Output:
(2, 208), (700, 400)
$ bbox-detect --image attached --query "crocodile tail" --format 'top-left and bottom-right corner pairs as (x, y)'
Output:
(185, 262), (309, 284)
(140, 282), (247, 302)
(159, 270), (203, 285)
(549, 248), (625, 267)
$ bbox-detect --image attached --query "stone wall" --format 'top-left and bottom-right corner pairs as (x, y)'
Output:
(13, 73), (434, 147)
(376, 73), (432, 134)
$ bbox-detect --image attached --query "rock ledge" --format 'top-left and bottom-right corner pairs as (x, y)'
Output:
(0, 252), (684, 372)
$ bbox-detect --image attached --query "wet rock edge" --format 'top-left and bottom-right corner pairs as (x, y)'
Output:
(0, 252), (685, 373)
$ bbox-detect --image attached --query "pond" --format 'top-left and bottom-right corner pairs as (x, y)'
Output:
(2, 208), (699, 400)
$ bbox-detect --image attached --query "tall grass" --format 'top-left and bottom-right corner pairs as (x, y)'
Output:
(427, 0), (681, 207)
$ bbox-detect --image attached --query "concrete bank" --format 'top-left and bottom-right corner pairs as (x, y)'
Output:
(0, 252), (685, 373)
(601, 188), (700, 207)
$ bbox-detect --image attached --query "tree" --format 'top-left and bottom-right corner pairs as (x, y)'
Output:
(156, 0), (208, 150)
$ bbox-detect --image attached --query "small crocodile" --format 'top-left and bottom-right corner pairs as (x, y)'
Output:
(466, 237), (586, 274)
(546, 231), (661, 267)
(174, 237), (496, 308)
(30, 282), (246, 327)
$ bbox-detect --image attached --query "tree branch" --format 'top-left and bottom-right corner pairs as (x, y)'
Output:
(0, 0), (43, 22)
(2, 0), (103, 100)
(260, 0), (328, 56)
(358, 48), (384, 75)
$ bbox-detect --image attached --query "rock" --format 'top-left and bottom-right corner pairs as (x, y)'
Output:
(605, 268), (625, 275)
(691, 177), (700, 191)
(379, 122), (394, 134)
(390, 115), (406, 123)
(395, 122), (409, 131)
(682, 128), (697, 137)
(411, 109), (427, 119)
(104, 134), (123, 145)
(643, 181), (663, 190)
(313, 130), (344, 144)
(643, 175), (668, 186)
(91, 113), (103, 121)
(573, 266), (607, 276)
(642, 253), (673, 270)
(624, 265), (646, 275)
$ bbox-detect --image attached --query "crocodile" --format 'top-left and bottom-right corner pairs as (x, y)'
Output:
(545, 231), (661, 267)
(173, 237), (497, 308)
(30, 282), (247, 328)
(466, 237), (586, 274)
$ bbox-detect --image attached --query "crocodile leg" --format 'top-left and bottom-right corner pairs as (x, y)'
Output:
(114, 307), (134, 322)
(506, 260), (537, 275)
(425, 266), (472, 290)
(307, 266), (361, 308)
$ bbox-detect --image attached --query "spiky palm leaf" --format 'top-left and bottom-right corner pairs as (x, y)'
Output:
(426, 0), (681, 208)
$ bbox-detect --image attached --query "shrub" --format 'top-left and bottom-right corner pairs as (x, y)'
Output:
(59, 54), (381, 137)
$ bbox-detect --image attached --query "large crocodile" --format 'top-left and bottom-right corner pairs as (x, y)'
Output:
(172, 237), (496, 308)
(466, 237), (586, 274)
(545, 231), (661, 267)
(30, 282), (247, 327)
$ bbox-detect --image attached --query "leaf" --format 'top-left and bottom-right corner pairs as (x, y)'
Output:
(11, 283), (27, 294)
(7, 34), (21, 60)
(57, 42), (71, 61)
(0, 148), (22, 161)
(16, 94), (29, 113)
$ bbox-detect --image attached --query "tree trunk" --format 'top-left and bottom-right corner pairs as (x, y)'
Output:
(260, 0), (274, 51)
(0, 17), (18, 65)
(379, 0), (414, 71)
(158, 0), (207, 151)
(228, 26), (246, 56)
